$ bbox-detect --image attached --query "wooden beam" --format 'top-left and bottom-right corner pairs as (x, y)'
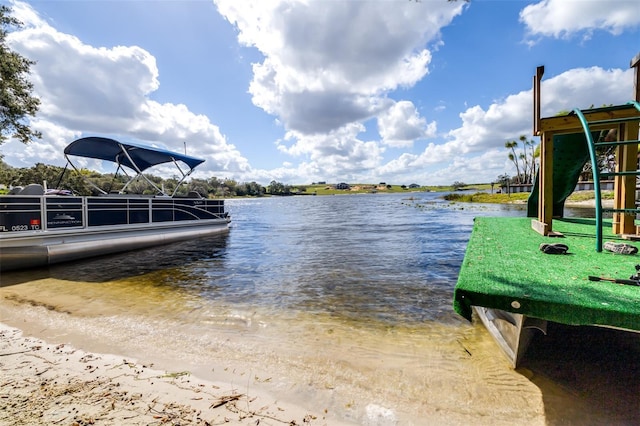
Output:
(631, 51), (640, 102)
(531, 219), (548, 236)
(613, 121), (640, 235)
(616, 52), (640, 233)
(533, 66), (544, 136)
(536, 131), (554, 234)
(539, 107), (640, 133)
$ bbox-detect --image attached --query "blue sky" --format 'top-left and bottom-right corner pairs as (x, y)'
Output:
(2, 0), (639, 185)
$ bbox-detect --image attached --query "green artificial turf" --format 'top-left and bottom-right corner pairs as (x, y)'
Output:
(453, 217), (640, 331)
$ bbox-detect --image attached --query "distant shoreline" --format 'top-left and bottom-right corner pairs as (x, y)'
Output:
(564, 198), (614, 208)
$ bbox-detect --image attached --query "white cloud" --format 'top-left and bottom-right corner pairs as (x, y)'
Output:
(397, 66), (635, 185)
(276, 123), (384, 181)
(215, 0), (464, 136)
(211, 0), (465, 184)
(520, 0), (640, 39)
(4, 0), (467, 185)
(450, 66), (631, 153)
(3, 1), (251, 177)
(538, 67), (633, 113)
(377, 101), (437, 148)
(3, 0), (637, 188)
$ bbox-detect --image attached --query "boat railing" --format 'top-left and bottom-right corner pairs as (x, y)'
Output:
(0, 194), (227, 234)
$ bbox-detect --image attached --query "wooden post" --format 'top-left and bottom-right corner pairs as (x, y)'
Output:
(532, 131), (553, 236)
(616, 53), (640, 236)
(531, 66), (553, 235)
(540, 132), (554, 234)
(612, 122), (639, 235)
(533, 66), (544, 136)
(632, 52), (640, 102)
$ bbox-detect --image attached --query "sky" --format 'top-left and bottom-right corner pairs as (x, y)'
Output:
(1, 0), (639, 186)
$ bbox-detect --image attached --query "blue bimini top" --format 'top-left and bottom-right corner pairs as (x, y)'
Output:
(64, 136), (205, 173)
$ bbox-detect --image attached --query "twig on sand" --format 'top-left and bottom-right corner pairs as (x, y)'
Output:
(0, 350), (30, 357)
(210, 393), (244, 409)
(35, 366), (52, 376)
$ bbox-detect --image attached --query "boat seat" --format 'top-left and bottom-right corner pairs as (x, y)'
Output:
(45, 189), (73, 196)
(173, 191), (203, 199)
(8, 186), (23, 194)
(19, 184), (45, 195)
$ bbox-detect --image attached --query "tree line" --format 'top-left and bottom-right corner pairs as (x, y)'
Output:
(1, 5), (41, 145)
(0, 160), (305, 197)
(501, 129), (617, 187)
(505, 135), (538, 185)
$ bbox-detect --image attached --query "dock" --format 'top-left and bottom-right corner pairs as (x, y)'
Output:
(453, 52), (640, 366)
(454, 216), (640, 332)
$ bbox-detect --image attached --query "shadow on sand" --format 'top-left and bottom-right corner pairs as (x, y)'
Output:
(520, 323), (640, 425)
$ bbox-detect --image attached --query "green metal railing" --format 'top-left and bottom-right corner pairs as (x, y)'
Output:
(572, 101), (640, 252)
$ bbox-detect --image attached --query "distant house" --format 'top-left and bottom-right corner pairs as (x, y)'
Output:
(335, 182), (350, 190)
(408, 183), (420, 189)
(317, 181), (326, 185)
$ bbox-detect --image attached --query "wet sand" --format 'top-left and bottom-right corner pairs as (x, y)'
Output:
(1, 274), (639, 425)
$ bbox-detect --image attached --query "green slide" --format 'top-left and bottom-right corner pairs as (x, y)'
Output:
(526, 132), (597, 218)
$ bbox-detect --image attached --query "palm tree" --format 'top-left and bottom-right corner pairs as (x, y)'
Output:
(518, 135), (541, 184)
(519, 135), (531, 183)
(532, 144), (540, 181)
(519, 152), (529, 184)
(505, 140), (521, 183)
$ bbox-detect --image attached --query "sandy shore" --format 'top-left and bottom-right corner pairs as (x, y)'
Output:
(0, 323), (338, 425)
(564, 198), (614, 208)
(508, 198), (614, 208)
(2, 233), (637, 425)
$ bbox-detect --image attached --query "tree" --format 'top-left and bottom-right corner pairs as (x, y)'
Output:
(0, 158), (275, 198)
(497, 174), (510, 188)
(0, 5), (41, 145)
(245, 181), (265, 196)
(223, 179), (237, 196)
(268, 180), (285, 195)
(505, 140), (521, 183)
(505, 135), (538, 184)
(0, 156), (16, 186)
(554, 108), (615, 181)
(0, 162), (93, 194)
(186, 177), (211, 197)
(452, 181), (466, 190)
(522, 135), (539, 183)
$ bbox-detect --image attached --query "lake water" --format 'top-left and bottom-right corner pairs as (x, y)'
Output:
(0, 192), (637, 425)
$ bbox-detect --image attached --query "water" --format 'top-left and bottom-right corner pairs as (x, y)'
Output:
(0, 192), (636, 425)
(11, 191), (524, 324)
(210, 193), (483, 325)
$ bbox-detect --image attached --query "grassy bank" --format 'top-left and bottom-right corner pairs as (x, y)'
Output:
(300, 183), (494, 196)
(304, 184), (429, 195)
(443, 190), (613, 204)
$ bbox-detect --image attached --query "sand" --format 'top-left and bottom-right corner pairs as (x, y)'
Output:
(564, 198), (614, 208)
(2, 254), (638, 425)
(0, 323), (338, 425)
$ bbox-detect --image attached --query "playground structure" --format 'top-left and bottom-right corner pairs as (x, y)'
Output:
(529, 52), (640, 251)
(454, 53), (640, 368)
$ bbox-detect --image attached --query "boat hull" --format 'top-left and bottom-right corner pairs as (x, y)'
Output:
(0, 193), (231, 271)
(473, 307), (547, 368)
(0, 219), (229, 271)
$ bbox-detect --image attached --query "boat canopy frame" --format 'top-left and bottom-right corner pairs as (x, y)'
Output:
(63, 137), (205, 197)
